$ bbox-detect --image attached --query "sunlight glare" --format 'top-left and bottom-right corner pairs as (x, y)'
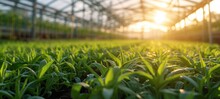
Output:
(154, 11), (166, 24)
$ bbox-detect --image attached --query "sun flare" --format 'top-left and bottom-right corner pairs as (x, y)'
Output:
(154, 11), (166, 24)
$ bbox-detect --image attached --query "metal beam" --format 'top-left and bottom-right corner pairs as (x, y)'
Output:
(184, 0), (200, 4)
(171, 0), (213, 26)
(55, 0), (78, 14)
(44, 0), (57, 8)
(111, 0), (130, 7)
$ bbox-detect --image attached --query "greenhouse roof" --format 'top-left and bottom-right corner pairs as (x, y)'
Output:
(0, 0), (212, 27)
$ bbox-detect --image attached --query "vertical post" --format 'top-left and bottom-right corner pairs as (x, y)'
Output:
(82, 2), (86, 36)
(207, 0), (212, 43)
(82, 1), (85, 28)
(71, 0), (76, 38)
(184, 11), (187, 33)
(39, 9), (43, 38)
(202, 6), (206, 42)
(30, 0), (36, 39)
(184, 19), (186, 30)
(54, 13), (57, 23)
(13, 0), (19, 38)
(54, 13), (57, 38)
(140, 0), (145, 40)
(64, 17), (67, 26)
(64, 17), (68, 38)
(103, 16), (106, 33)
(74, 17), (78, 37)
(90, 8), (94, 36)
(112, 18), (116, 34)
(98, 11), (101, 32)
(110, 22), (113, 38)
(100, 12), (103, 32)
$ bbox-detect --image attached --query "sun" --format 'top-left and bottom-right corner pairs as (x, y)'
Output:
(154, 11), (166, 24)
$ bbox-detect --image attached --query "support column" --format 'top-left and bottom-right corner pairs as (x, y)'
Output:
(82, 1), (85, 28)
(109, 1), (113, 38)
(39, 9), (43, 38)
(74, 17), (78, 38)
(71, 0), (76, 38)
(54, 13), (57, 38)
(207, 0), (212, 43)
(64, 17), (68, 38)
(202, 6), (206, 42)
(100, 12), (103, 32)
(30, 0), (36, 39)
(90, 9), (94, 36)
(184, 19), (186, 31)
(64, 17), (67, 27)
(13, 0), (19, 39)
(184, 11), (187, 33)
(97, 11), (102, 32)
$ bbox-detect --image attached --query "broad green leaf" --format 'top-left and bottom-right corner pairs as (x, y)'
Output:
(39, 59), (47, 66)
(22, 67), (37, 78)
(208, 64), (220, 77)
(27, 96), (45, 99)
(135, 71), (153, 80)
(65, 62), (76, 72)
(139, 54), (155, 76)
(57, 51), (63, 63)
(21, 80), (38, 97)
(161, 73), (188, 89)
(53, 65), (60, 73)
(38, 60), (54, 79)
(118, 85), (141, 99)
(0, 90), (13, 99)
(107, 51), (122, 68)
(21, 78), (28, 93)
(72, 83), (82, 99)
(105, 68), (121, 87)
(86, 65), (104, 86)
(199, 53), (206, 68)
(179, 55), (192, 67)
(158, 57), (168, 76)
(181, 76), (199, 88)
(0, 61), (7, 82)
(161, 89), (178, 96)
(105, 59), (117, 67)
(102, 88), (114, 99)
(167, 68), (194, 77)
(91, 63), (107, 75)
(118, 72), (134, 83)
(105, 68), (114, 86)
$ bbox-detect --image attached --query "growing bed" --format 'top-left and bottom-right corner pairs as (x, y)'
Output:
(0, 40), (219, 99)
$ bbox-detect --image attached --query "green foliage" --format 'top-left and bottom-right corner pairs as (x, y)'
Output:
(0, 40), (219, 99)
(0, 11), (127, 39)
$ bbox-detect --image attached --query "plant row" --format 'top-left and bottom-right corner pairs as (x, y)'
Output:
(0, 40), (219, 99)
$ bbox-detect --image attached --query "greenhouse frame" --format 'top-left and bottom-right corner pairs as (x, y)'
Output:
(0, 0), (220, 99)
(0, 0), (219, 42)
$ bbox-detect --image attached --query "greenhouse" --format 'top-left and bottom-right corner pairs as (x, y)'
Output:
(0, 0), (220, 99)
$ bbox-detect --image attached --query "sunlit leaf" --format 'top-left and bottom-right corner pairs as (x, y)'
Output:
(139, 54), (155, 76)
(107, 51), (122, 68)
(38, 60), (54, 79)
(158, 57), (168, 76)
